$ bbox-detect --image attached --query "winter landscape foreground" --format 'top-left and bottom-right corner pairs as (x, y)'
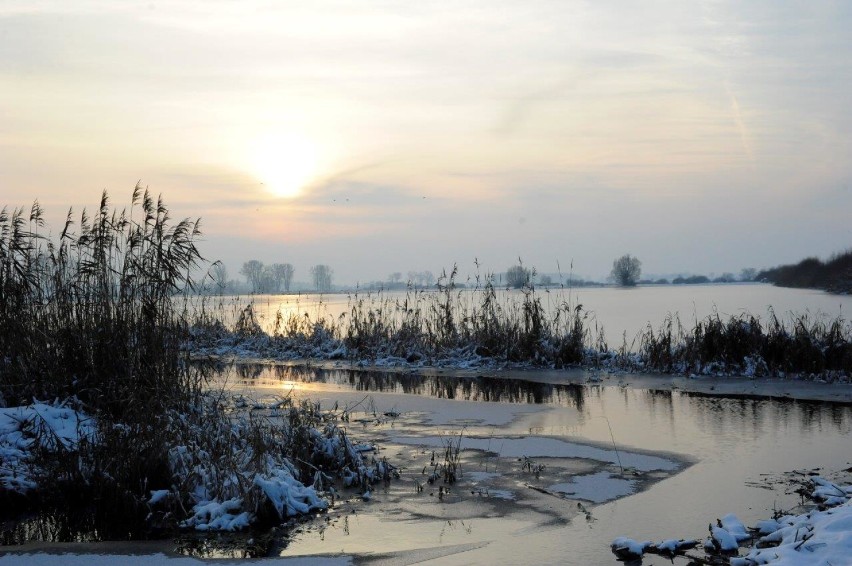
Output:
(4, 362), (852, 565)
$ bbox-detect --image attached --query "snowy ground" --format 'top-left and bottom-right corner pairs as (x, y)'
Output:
(0, 402), (94, 493)
(612, 476), (852, 565)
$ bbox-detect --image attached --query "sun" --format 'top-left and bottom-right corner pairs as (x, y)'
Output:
(247, 133), (320, 198)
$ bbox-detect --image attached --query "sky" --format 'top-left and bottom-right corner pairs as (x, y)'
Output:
(2, 1), (851, 284)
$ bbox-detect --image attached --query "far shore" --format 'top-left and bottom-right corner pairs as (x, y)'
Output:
(209, 356), (852, 405)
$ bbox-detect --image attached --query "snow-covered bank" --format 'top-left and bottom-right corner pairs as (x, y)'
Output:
(0, 402), (95, 494)
(187, 293), (852, 386)
(0, 395), (395, 536)
(612, 476), (852, 564)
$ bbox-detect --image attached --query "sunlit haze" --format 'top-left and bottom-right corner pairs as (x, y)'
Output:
(3, 1), (851, 284)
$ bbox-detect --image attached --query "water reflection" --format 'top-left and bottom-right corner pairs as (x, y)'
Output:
(220, 363), (589, 412)
(215, 363), (852, 440)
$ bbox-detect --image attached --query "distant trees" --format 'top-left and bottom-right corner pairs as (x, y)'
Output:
(240, 260), (264, 293)
(241, 260), (295, 293)
(505, 264), (532, 289)
(310, 264), (333, 292)
(757, 250), (852, 293)
(739, 267), (757, 282)
(539, 274), (553, 286)
(673, 275), (710, 285)
(610, 254), (641, 287)
(406, 270), (436, 288)
(269, 263), (295, 293)
(713, 272), (736, 283)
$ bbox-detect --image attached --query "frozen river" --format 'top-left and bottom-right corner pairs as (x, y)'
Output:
(222, 364), (852, 565)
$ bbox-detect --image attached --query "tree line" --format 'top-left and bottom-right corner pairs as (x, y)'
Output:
(757, 250), (852, 293)
(209, 260), (334, 294)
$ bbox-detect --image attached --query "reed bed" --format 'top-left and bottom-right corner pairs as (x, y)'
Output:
(0, 188), (204, 518)
(190, 269), (595, 368)
(191, 288), (852, 380)
(0, 189), (387, 539)
(635, 309), (852, 378)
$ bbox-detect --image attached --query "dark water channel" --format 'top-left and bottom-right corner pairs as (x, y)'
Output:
(228, 364), (852, 564)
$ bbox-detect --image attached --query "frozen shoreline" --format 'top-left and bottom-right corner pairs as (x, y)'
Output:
(202, 356), (852, 404)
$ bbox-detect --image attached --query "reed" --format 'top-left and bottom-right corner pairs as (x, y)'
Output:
(634, 310), (852, 377)
(192, 267), (597, 369)
(0, 186), (205, 529)
(0, 186), (203, 414)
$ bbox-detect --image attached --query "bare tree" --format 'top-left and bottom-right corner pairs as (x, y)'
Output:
(610, 254), (642, 287)
(280, 263), (295, 292)
(241, 260), (264, 293)
(422, 270), (435, 287)
(505, 264), (532, 289)
(389, 272), (402, 284)
(407, 270), (436, 288)
(265, 263), (294, 293)
(310, 264), (333, 293)
(211, 262), (228, 292)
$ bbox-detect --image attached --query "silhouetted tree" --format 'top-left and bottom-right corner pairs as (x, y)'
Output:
(211, 262), (228, 292)
(266, 263), (294, 293)
(505, 264), (532, 289)
(310, 264), (333, 292)
(279, 263), (295, 292)
(610, 254), (641, 287)
(241, 260), (264, 293)
(406, 270), (436, 288)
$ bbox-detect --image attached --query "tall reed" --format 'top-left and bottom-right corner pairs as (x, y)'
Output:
(192, 267), (596, 368)
(0, 185), (203, 415)
(636, 310), (852, 377)
(0, 186), (205, 523)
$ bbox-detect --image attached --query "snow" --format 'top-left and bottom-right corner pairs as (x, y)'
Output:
(720, 513), (752, 542)
(711, 525), (739, 551)
(654, 538), (699, 554)
(148, 490), (170, 505)
(179, 498), (252, 532)
(610, 537), (652, 559)
(731, 501), (852, 565)
(0, 402), (95, 493)
(1, 396), (371, 534)
(614, 477), (852, 565)
(253, 468), (328, 519)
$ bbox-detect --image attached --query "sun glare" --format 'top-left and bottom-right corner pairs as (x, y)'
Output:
(248, 133), (320, 198)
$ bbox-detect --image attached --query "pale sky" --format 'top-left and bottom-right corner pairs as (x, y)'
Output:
(2, 1), (851, 284)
